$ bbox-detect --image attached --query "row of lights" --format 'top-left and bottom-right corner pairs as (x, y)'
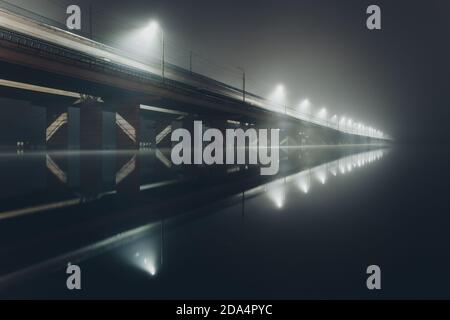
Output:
(138, 21), (387, 140)
(269, 85), (386, 139)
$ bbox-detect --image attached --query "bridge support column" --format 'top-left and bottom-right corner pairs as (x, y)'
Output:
(116, 103), (140, 150)
(46, 106), (68, 150)
(80, 100), (103, 150)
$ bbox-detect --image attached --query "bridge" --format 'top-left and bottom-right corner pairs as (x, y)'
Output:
(0, 6), (388, 152)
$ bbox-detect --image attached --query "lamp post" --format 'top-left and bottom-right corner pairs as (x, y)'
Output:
(269, 84), (286, 114)
(299, 99), (311, 122)
(161, 27), (165, 81)
(237, 67), (246, 103)
(331, 115), (338, 130)
(318, 108), (328, 127)
(148, 21), (165, 81)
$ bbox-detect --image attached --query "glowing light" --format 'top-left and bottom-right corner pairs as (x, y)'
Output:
(346, 161), (352, 171)
(122, 20), (163, 56)
(145, 21), (160, 37)
(266, 180), (286, 209)
(276, 84), (285, 92)
(268, 84), (286, 111)
(339, 163), (346, 174)
(129, 241), (160, 278)
(317, 108), (328, 119)
(275, 196), (284, 208)
(317, 173), (327, 184)
(313, 166), (328, 185)
(296, 173), (311, 194)
(144, 257), (157, 276)
(329, 161), (338, 176)
(299, 99), (312, 114)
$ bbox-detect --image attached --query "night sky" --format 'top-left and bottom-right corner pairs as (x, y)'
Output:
(5, 0), (450, 143)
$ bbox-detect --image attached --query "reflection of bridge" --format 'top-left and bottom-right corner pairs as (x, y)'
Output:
(0, 8), (388, 151)
(0, 147), (385, 291)
(0, 147), (387, 222)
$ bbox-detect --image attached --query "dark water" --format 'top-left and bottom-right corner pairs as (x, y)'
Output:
(0, 145), (449, 299)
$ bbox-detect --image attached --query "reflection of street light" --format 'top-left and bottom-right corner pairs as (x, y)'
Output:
(315, 167), (327, 185)
(144, 258), (156, 276)
(266, 180), (286, 209)
(297, 172), (311, 194)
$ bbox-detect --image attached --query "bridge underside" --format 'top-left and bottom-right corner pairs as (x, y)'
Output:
(0, 83), (375, 151)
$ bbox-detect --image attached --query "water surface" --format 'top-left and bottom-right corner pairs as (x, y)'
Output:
(1, 146), (448, 299)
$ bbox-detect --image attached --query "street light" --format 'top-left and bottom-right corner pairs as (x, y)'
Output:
(317, 108), (328, 126)
(358, 123), (363, 136)
(340, 117), (347, 133)
(146, 21), (165, 81)
(275, 84), (285, 94)
(269, 84), (286, 113)
(347, 118), (353, 134)
(299, 99), (312, 120)
(331, 115), (338, 129)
